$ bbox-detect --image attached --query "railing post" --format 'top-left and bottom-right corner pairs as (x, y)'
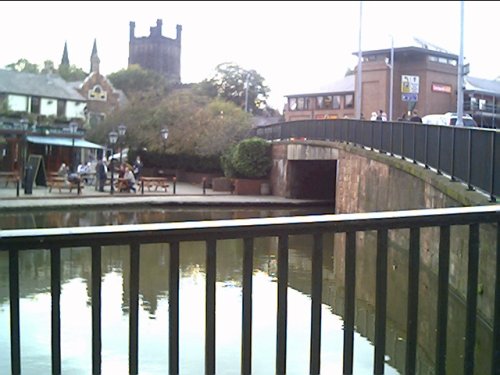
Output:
(51, 247), (61, 375)
(173, 176), (177, 195)
(203, 177), (207, 195)
(412, 122), (417, 164)
(141, 179), (144, 195)
(9, 249), (21, 375)
(276, 235), (289, 375)
(169, 242), (180, 375)
(91, 246), (102, 375)
(242, 237), (254, 375)
(467, 129), (474, 190)
(343, 231), (356, 375)
(390, 122), (394, 156)
(374, 229), (388, 375)
(16, 178), (20, 197)
(435, 226), (450, 375)
(206, 239), (217, 375)
(310, 233), (323, 375)
(129, 243), (140, 375)
(424, 125), (429, 169)
(490, 131), (497, 202)
(405, 227), (420, 375)
(451, 127), (456, 181)
(437, 126), (442, 175)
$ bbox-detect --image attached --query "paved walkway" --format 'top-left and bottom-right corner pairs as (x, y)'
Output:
(0, 180), (333, 211)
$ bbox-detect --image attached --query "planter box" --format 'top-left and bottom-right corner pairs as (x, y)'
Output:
(212, 177), (233, 192)
(233, 178), (268, 195)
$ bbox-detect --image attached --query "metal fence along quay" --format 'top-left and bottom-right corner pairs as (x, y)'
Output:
(1, 205), (500, 374)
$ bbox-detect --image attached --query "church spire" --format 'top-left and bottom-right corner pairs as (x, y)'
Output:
(90, 38), (100, 74)
(60, 41), (69, 68)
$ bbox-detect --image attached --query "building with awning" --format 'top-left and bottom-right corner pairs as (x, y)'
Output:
(26, 135), (104, 149)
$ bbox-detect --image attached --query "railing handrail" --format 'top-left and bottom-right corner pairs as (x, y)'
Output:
(2, 204), (499, 249)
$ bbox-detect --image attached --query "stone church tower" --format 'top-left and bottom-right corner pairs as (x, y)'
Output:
(128, 19), (182, 84)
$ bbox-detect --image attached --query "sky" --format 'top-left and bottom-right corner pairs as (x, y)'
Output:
(1, 1), (499, 112)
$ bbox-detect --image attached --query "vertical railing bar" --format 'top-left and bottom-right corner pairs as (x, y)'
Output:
(9, 249), (21, 375)
(464, 223), (480, 374)
(169, 241), (180, 375)
(129, 243), (140, 375)
(424, 125), (429, 169)
(51, 246), (61, 375)
(451, 127), (456, 181)
(491, 223), (500, 375)
(276, 234), (289, 375)
(374, 229), (388, 375)
(435, 226), (450, 375)
(467, 129), (474, 190)
(310, 232), (323, 375)
(242, 237), (254, 375)
(412, 123), (417, 164)
(206, 239), (217, 375)
(437, 126), (442, 175)
(390, 122), (394, 156)
(489, 131), (497, 202)
(400, 122), (405, 160)
(91, 245), (102, 375)
(405, 227), (420, 375)
(343, 231), (356, 375)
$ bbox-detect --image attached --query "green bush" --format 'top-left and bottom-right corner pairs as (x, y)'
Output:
(222, 137), (272, 179)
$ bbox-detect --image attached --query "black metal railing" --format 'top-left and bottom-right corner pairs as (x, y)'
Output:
(254, 119), (500, 202)
(1, 205), (500, 374)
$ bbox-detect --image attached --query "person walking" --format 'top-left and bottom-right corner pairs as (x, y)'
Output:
(133, 156), (143, 180)
(96, 158), (107, 192)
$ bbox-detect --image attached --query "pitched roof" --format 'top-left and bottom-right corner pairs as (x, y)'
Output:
(285, 75), (355, 97)
(465, 76), (500, 95)
(0, 69), (86, 101)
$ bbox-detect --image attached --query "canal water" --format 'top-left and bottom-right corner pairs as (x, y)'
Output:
(0, 207), (494, 374)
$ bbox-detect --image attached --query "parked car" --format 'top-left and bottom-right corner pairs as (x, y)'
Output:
(422, 112), (478, 127)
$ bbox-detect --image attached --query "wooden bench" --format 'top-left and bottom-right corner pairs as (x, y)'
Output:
(0, 172), (20, 187)
(47, 177), (83, 194)
(115, 178), (137, 193)
(140, 177), (169, 192)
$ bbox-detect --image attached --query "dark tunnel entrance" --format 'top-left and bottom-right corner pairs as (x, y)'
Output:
(287, 160), (336, 200)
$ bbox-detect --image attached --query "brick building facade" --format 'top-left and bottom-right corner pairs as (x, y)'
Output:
(284, 45), (500, 127)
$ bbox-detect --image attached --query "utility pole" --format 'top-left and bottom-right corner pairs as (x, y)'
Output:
(456, 0), (465, 126)
(389, 35), (394, 122)
(355, 1), (363, 119)
(244, 73), (250, 113)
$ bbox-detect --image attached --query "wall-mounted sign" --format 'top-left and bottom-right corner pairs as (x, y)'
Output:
(401, 75), (420, 94)
(431, 83), (452, 93)
(402, 93), (418, 102)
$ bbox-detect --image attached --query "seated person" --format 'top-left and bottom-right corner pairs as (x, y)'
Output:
(123, 166), (136, 193)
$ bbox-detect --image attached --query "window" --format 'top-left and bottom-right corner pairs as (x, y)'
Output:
(30, 96), (40, 114)
(323, 96), (333, 109)
(344, 94), (354, 108)
(289, 97), (297, 111)
(57, 100), (66, 118)
(297, 97), (305, 110)
(316, 96), (324, 109)
(332, 95), (341, 110)
(88, 85), (107, 101)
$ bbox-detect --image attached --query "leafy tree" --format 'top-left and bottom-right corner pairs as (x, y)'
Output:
(207, 63), (270, 115)
(107, 65), (170, 98)
(5, 58), (39, 73)
(58, 64), (87, 82)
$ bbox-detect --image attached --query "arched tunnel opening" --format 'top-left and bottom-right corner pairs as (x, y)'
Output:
(287, 160), (336, 200)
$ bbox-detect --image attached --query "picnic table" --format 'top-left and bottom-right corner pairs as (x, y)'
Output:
(140, 177), (169, 192)
(0, 171), (20, 187)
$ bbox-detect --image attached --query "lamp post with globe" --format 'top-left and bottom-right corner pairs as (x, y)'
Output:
(69, 121), (78, 172)
(108, 130), (118, 195)
(118, 123), (127, 165)
(160, 127), (169, 151)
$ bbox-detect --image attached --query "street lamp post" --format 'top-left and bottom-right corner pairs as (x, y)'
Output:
(161, 127), (169, 151)
(69, 121), (78, 173)
(108, 130), (118, 195)
(118, 123), (127, 165)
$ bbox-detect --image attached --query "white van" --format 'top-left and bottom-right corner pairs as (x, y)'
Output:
(422, 112), (477, 127)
